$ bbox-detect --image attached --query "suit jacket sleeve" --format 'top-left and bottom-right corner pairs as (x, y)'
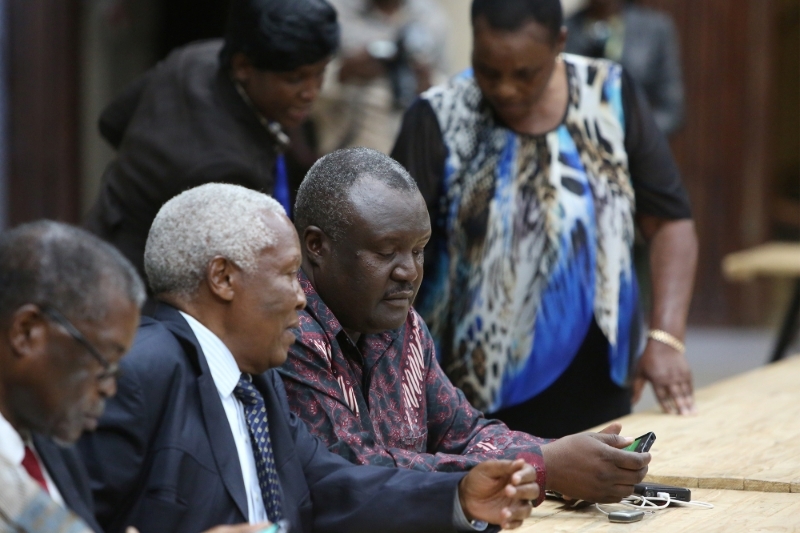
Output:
(77, 333), (161, 531)
(270, 372), (470, 533)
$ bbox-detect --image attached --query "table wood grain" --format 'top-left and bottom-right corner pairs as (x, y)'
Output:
(589, 356), (800, 492)
(513, 489), (800, 532)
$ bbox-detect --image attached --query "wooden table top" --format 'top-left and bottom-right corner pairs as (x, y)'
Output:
(589, 356), (800, 492)
(722, 242), (800, 280)
(513, 489), (800, 532)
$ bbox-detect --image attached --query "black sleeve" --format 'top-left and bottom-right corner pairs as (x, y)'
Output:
(622, 69), (692, 219)
(391, 98), (448, 212)
(98, 70), (154, 149)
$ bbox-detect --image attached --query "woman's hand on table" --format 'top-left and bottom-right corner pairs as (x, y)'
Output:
(633, 339), (695, 415)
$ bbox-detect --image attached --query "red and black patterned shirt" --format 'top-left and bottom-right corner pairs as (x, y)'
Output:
(278, 270), (548, 504)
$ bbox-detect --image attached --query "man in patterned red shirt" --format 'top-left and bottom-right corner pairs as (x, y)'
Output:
(279, 147), (651, 504)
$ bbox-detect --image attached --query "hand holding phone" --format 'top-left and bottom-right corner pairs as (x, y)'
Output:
(624, 432), (656, 453)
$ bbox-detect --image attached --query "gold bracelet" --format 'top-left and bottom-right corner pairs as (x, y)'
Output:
(647, 329), (686, 354)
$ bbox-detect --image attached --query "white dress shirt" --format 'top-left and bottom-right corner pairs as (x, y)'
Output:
(180, 311), (268, 524)
(0, 409), (64, 505)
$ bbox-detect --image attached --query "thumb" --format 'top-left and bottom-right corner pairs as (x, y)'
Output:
(592, 431), (634, 450)
(126, 528), (140, 533)
(598, 422), (622, 435)
(474, 458), (521, 479)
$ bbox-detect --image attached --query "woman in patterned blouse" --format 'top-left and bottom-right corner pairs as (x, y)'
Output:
(392, 0), (698, 437)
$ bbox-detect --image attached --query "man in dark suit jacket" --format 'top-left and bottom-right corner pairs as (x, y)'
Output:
(0, 221), (145, 532)
(84, 0), (339, 282)
(80, 183), (540, 533)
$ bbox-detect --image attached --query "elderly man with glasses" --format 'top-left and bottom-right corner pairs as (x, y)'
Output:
(0, 221), (145, 532)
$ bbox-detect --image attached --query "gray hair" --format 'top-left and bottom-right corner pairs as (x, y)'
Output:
(144, 183), (286, 298)
(294, 147), (418, 241)
(0, 221), (146, 323)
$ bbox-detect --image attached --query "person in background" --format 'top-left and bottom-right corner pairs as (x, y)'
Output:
(84, 0), (339, 285)
(392, 0), (698, 438)
(565, 0), (684, 136)
(311, 0), (448, 154)
(280, 147), (651, 504)
(79, 183), (542, 533)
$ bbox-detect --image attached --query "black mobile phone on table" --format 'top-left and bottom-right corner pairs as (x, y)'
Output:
(624, 432), (656, 453)
(634, 482), (691, 502)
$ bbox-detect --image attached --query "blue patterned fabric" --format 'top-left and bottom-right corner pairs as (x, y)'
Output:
(416, 55), (639, 413)
(234, 376), (284, 523)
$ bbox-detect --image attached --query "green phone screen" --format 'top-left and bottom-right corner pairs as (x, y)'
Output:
(624, 437), (641, 452)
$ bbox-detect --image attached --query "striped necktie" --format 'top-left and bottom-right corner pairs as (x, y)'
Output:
(233, 375), (283, 523)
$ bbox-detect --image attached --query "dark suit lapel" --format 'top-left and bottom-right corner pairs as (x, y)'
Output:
(32, 435), (102, 532)
(155, 304), (250, 520)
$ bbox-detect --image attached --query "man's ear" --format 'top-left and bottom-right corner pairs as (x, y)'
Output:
(7, 304), (49, 361)
(205, 256), (239, 302)
(555, 26), (567, 54)
(303, 226), (330, 268)
(230, 52), (255, 85)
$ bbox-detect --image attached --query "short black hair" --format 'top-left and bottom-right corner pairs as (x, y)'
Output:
(220, 0), (340, 72)
(0, 221), (146, 324)
(295, 147), (418, 242)
(471, 0), (563, 41)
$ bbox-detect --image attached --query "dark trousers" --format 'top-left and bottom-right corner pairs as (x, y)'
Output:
(487, 321), (632, 439)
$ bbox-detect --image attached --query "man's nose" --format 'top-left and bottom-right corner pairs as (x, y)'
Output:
(98, 375), (117, 398)
(391, 253), (419, 282)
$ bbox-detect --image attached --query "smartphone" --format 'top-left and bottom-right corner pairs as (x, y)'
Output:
(624, 432), (656, 453)
(608, 509), (644, 523)
(634, 482), (691, 502)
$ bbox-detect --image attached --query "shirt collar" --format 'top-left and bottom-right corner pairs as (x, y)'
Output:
(0, 408), (25, 467)
(298, 268), (345, 337)
(297, 268), (402, 349)
(179, 311), (241, 399)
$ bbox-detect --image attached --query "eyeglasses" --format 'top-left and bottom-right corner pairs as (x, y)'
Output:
(39, 305), (117, 379)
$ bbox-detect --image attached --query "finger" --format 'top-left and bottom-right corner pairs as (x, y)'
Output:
(510, 462), (537, 485)
(674, 380), (695, 414)
(611, 448), (652, 471)
(592, 431), (634, 450)
(126, 528), (140, 533)
(655, 386), (677, 414)
(631, 377), (646, 404)
(505, 499), (534, 522)
(473, 459), (517, 479)
(598, 422), (622, 435)
(506, 481), (540, 501)
(670, 382), (692, 415)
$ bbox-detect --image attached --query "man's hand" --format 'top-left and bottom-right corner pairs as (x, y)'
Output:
(458, 459), (540, 530)
(633, 340), (694, 415)
(540, 423), (651, 503)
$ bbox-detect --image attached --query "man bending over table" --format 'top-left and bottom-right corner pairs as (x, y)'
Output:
(280, 147), (651, 504)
